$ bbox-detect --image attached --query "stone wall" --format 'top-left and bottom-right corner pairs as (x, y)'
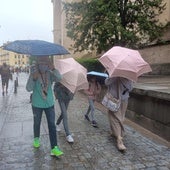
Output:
(139, 44), (170, 75)
(126, 88), (170, 141)
(149, 63), (170, 75)
(139, 44), (170, 64)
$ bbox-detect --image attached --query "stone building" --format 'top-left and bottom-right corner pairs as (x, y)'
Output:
(52, 0), (170, 71)
(138, 0), (170, 74)
(51, 0), (92, 59)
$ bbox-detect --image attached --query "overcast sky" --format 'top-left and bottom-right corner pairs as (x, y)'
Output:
(0, 0), (53, 46)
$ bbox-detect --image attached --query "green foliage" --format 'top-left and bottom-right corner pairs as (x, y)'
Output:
(76, 58), (105, 72)
(64, 0), (166, 54)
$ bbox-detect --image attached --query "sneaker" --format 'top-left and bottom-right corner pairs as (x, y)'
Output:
(51, 146), (63, 157)
(92, 120), (98, 127)
(56, 124), (61, 132)
(66, 135), (74, 143)
(85, 115), (90, 121)
(33, 137), (40, 148)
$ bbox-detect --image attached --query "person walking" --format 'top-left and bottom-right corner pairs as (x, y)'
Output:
(0, 62), (11, 96)
(84, 76), (101, 127)
(26, 57), (63, 157)
(54, 82), (74, 143)
(105, 77), (133, 152)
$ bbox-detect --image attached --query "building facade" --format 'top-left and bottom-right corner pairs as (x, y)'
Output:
(51, 0), (88, 59)
(52, 0), (170, 58)
(0, 46), (29, 70)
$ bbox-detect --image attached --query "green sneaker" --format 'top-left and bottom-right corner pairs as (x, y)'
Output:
(51, 146), (63, 157)
(33, 137), (40, 148)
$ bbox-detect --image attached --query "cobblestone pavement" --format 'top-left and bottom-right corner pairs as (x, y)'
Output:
(0, 73), (169, 170)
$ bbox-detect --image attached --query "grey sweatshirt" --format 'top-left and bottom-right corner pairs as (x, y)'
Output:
(105, 77), (133, 102)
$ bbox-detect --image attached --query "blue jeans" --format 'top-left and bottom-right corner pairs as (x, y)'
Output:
(32, 105), (57, 149)
(85, 98), (95, 121)
(57, 99), (71, 136)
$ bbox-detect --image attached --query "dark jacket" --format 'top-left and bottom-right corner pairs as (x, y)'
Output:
(54, 82), (74, 101)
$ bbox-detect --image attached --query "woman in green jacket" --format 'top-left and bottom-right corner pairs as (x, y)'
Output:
(26, 57), (63, 157)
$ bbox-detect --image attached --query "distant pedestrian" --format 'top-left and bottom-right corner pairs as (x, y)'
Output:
(0, 62), (11, 96)
(26, 57), (63, 157)
(105, 77), (133, 152)
(54, 82), (74, 143)
(84, 76), (101, 127)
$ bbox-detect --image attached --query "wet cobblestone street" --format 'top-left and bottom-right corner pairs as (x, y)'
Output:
(0, 73), (169, 170)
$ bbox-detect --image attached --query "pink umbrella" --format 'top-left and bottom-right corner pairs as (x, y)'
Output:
(98, 46), (152, 82)
(54, 58), (89, 93)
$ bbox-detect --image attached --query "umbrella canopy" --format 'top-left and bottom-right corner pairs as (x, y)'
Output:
(98, 46), (152, 82)
(2, 40), (70, 56)
(87, 71), (108, 84)
(54, 58), (88, 93)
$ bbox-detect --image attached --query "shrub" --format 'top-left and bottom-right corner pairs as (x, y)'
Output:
(76, 58), (105, 72)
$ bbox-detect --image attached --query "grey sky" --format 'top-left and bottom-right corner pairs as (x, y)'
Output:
(0, 0), (53, 46)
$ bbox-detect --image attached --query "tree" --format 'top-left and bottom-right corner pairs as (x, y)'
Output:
(64, 0), (167, 54)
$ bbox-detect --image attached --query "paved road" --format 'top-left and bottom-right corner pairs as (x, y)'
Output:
(0, 73), (169, 170)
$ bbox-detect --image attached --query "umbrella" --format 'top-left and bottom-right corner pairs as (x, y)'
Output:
(98, 46), (152, 82)
(54, 58), (89, 93)
(2, 40), (70, 56)
(87, 71), (108, 84)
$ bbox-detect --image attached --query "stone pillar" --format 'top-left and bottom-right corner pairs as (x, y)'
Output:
(52, 0), (62, 45)
(51, 0), (64, 60)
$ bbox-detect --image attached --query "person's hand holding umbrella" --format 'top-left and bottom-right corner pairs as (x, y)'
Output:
(48, 62), (55, 71)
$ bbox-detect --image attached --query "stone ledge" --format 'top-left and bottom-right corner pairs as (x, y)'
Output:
(132, 88), (170, 101)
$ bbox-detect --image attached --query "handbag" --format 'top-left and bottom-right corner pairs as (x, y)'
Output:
(102, 79), (121, 112)
(102, 93), (120, 112)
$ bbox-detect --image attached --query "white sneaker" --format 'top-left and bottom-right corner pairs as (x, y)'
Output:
(56, 124), (61, 132)
(66, 135), (74, 143)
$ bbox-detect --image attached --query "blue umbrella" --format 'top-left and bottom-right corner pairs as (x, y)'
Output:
(87, 71), (108, 84)
(2, 40), (70, 56)
(87, 71), (108, 78)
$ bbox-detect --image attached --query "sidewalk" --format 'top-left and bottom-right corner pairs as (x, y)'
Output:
(0, 73), (169, 170)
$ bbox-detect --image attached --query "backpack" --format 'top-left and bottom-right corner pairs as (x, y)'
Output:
(54, 82), (74, 101)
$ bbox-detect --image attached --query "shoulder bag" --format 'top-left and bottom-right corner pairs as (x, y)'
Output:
(102, 79), (121, 112)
